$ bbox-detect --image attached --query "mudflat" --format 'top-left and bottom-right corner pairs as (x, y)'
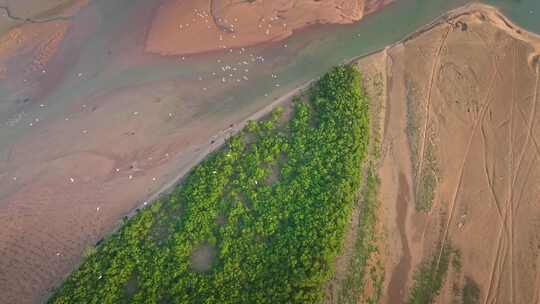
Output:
(145, 0), (393, 56)
(0, 1), (392, 303)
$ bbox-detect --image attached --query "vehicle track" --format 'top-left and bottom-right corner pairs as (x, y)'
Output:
(514, 103), (540, 214)
(509, 43), (517, 304)
(513, 151), (537, 215)
(484, 212), (509, 304)
(484, 48), (539, 304)
(416, 26), (452, 244)
(469, 29), (505, 83)
(418, 25), (497, 243)
(484, 47), (517, 304)
(420, 25), (504, 245)
(436, 62), (497, 278)
(479, 121), (510, 300)
(515, 105), (540, 164)
(414, 25), (451, 200)
(480, 125), (504, 220)
(507, 61), (538, 303)
(510, 65), (538, 200)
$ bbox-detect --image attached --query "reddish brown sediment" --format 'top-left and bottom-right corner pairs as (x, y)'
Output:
(145, 0), (393, 56)
(4, 2), (540, 304)
(0, 0), (91, 101)
(0, 2), (397, 303)
(0, 21), (69, 80)
(0, 0), (88, 22)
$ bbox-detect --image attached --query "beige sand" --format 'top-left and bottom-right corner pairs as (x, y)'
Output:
(357, 3), (540, 303)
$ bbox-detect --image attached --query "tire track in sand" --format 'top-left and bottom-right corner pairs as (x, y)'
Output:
(484, 46), (540, 304)
(514, 103), (540, 216)
(468, 28), (508, 226)
(480, 125), (504, 220)
(417, 25), (452, 245)
(436, 62), (497, 279)
(505, 60), (539, 304)
(526, 63), (540, 304)
(420, 23), (505, 244)
(414, 25), (451, 202)
(484, 46), (517, 304)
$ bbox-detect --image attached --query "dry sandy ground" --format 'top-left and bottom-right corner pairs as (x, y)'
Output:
(145, 0), (392, 56)
(359, 3), (540, 303)
(0, 1), (392, 303)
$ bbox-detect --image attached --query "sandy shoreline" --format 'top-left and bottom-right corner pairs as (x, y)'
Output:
(346, 3), (540, 67)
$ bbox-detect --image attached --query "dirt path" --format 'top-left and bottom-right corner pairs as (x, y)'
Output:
(414, 25), (451, 194)
(437, 64), (496, 269)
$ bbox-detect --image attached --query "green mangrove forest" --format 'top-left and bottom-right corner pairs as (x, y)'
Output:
(48, 66), (371, 304)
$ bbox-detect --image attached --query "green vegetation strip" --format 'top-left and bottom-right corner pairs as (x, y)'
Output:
(405, 80), (438, 212)
(406, 244), (452, 304)
(462, 277), (480, 304)
(338, 166), (383, 304)
(48, 66), (370, 304)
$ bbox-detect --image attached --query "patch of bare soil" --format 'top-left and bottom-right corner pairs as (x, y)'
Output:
(362, 3), (540, 303)
(190, 243), (216, 273)
(145, 0), (393, 56)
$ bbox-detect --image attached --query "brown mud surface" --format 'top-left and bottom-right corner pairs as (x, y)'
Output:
(0, 1), (397, 303)
(358, 3), (540, 303)
(146, 0), (393, 56)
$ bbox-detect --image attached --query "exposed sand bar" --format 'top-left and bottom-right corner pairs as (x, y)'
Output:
(145, 0), (393, 56)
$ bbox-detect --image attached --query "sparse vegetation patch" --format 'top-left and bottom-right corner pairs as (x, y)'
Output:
(416, 137), (439, 212)
(337, 167), (384, 304)
(406, 244), (453, 304)
(405, 79), (439, 212)
(462, 277), (480, 304)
